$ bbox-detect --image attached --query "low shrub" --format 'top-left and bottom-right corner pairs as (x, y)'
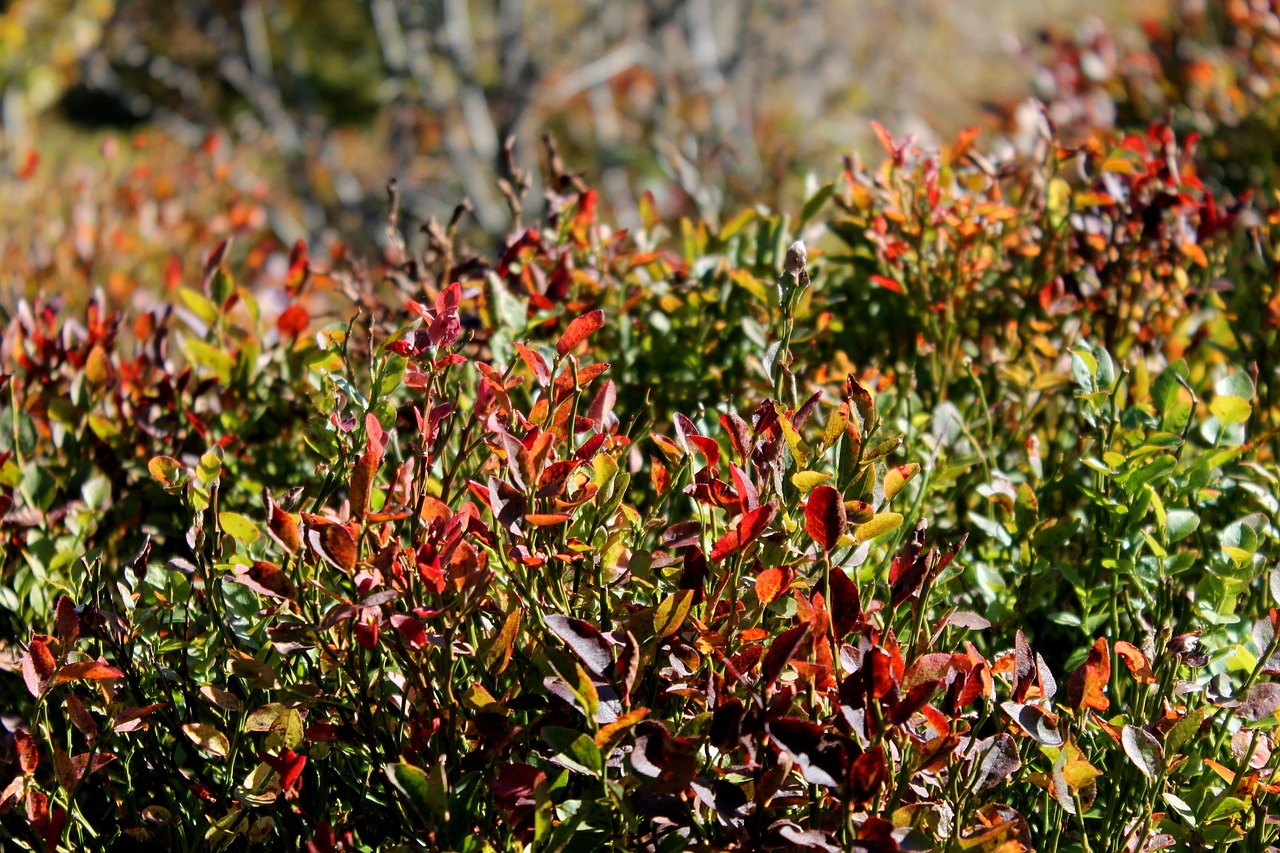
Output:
(3, 90), (1280, 853)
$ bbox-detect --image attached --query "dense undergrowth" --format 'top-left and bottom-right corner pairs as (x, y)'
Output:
(5, 3), (1280, 852)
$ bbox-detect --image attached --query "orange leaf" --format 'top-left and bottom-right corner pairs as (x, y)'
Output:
(524, 513), (573, 527)
(1067, 637), (1111, 712)
(53, 661), (125, 684)
(755, 567), (792, 605)
(1114, 641), (1156, 684)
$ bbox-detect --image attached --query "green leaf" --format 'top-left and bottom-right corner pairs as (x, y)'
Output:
(88, 415), (120, 441)
(1204, 796), (1247, 823)
(717, 207), (756, 242)
(386, 761), (448, 821)
(798, 182), (835, 230)
(82, 475), (111, 510)
(184, 339), (234, 384)
(209, 267), (235, 306)
(1033, 518), (1080, 553)
(1124, 455), (1176, 494)
(218, 512), (259, 545)
(1165, 707), (1204, 757)
(542, 726), (602, 777)
(652, 590), (694, 639)
(179, 288), (220, 326)
(1153, 359), (1188, 414)
(1209, 395), (1252, 426)
(1165, 510), (1199, 542)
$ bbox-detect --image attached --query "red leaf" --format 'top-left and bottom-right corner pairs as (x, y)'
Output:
(428, 311), (461, 349)
(870, 274), (901, 293)
(688, 435), (721, 468)
(804, 486), (846, 552)
(262, 748), (307, 795)
(709, 501), (777, 561)
(435, 281), (462, 314)
(514, 342), (551, 387)
(354, 615), (379, 649)
(870, 120), (897, 157)
(556, 309), (605, 356)
(1067, 637), (1111, 712)
(53, 661), (124, 684)
(25, 789), (49, 835)
(728, 463), (759, 512)
(285, 239), (309, 291)
(390, 614), (429, 650)
(276, 304), (310, 338)
(22, 639), (57, 698)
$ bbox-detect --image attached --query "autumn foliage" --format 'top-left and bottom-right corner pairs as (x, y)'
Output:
(5, 5), (1280, 852)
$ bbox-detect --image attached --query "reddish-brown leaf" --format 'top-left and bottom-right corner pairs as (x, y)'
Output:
(70, 752), (115, 779)
(804, 486), (846, 552)
(14, 729), (37, 775)
(650, 456), (670, 495)
(22, 639), (57, 698)
(545, 615), (614, 677)
(302, 515), (359, 572)
(849, 746), (889, 805)
(235, 561), (298, 601)
(349, 450), (379, 522)
(53, 746), (77, 792)
(762, 624), (809, 689)
(65, 694), (98, 739)
(1067, 637), (1111, 712)
(54, 596), (79, 647)
(556, 309), (606, 356)
(1234, 682), (1280, 722)
(264, 490), (302, 555)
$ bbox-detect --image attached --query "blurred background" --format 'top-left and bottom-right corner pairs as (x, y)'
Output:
(0, 0), (1167, 231)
